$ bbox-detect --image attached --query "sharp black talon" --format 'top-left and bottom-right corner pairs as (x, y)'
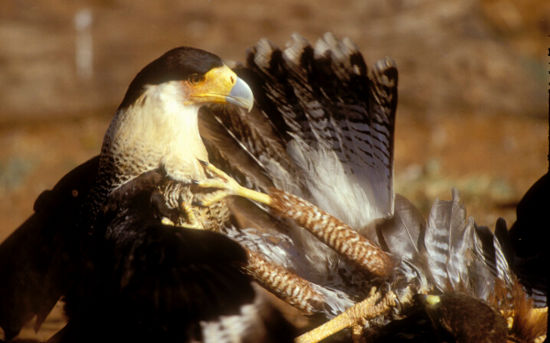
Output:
(191, 179), (200, 185)
(198, 159), (209, 167)
(193, 200), (204, 207)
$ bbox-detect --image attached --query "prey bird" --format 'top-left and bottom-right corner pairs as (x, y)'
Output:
(1, 33), (547, 343)
(194, 33), (548, 342)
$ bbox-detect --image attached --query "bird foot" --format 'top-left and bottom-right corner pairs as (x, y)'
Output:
(195, 160), (271, 206)
(161, 216), (204, 230)
(179, 201), (204, 230)
(160, 202), (204, 230)
(161, 217), (176, 226)
(295, 288), (396, 343)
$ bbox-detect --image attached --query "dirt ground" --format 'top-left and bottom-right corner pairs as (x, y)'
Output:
(1, 0), (548, 341)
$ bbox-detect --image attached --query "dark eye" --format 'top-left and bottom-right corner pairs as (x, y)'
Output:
(189, 73), (202, 83)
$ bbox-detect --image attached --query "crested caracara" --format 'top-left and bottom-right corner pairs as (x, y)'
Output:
(0, 47), (296, 343)
(1, 34), (547, 343)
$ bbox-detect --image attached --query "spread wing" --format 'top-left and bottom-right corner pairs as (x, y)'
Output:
(200, 34), (398, 306)
(0, 156), (99, 340)
(0, 163), (293, 343)
(202, 33), (397, 230)
(57, 170), (272, 343)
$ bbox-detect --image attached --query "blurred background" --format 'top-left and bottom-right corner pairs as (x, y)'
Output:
(0, 0), (548, 339)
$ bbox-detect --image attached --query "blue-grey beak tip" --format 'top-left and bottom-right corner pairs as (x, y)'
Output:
(227, 77), (254, 112)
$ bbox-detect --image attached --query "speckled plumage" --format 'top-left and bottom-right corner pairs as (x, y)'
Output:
(200, 33), (400, 318)
(268, 188), (394, 278)
(1, 35), (546, 343)
(199, 34), (546, 342)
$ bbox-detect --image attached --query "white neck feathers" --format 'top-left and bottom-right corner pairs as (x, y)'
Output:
(102, 82), (208, 186)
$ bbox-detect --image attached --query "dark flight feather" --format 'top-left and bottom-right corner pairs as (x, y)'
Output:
(205, 33), (397, 228)
(0, 156), (99, 340)
(58, 170), (262, 343)
(1, 34), (546, 343)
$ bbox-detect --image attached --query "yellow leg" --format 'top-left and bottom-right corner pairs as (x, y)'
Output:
(295, 288), (396, 343)
(160, 202), (204, 230)
(161, 217), (176, 226)
(196, 160), (272, 206)
(352, 325), (366, 343)
(179, 201), (204, 230)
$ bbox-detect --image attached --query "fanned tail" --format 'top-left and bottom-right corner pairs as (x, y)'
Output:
(201, 32), (399, 312)
(204, 33), (397, 230)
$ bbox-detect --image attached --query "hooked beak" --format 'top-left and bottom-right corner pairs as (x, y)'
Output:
(226, 76), (254, 112)
(184, 65), (254, 112)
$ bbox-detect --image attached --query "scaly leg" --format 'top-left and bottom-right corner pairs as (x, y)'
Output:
(245, 250), (326, 315)
(196, 160), (394, 278)
(195, 160), (272, 206)
(295, 288), (397, 343)
(178, 201), (204, 230)
(196, 161), (400, 342)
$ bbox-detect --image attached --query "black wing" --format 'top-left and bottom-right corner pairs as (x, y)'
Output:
(509, 172), (549, 306)
(58, 170), (292, 343)
(0, 156), (99, 340)
(1, 160), (293, 342)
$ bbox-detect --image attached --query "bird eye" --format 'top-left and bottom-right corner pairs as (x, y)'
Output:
(189, 73), (203, 83)
(230, 75), (235, 84)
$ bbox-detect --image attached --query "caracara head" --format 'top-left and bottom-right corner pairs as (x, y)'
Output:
(102, 47), (254, 188)
(118, 47), (254, 112)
